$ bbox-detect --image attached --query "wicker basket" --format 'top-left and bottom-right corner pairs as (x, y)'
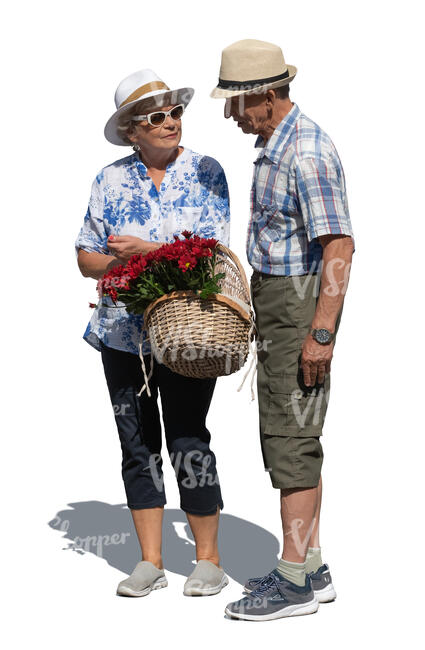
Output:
(142, 243), (255, 378)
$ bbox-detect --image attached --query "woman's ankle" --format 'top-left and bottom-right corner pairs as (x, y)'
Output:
(196, 554), (220, 567)
(142, 556), (164, 570)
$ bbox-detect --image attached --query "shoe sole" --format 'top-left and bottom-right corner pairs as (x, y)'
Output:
(184, 574), (229, 596)
(315, 583), (337, 603)
(225, 596), (319, 621)
(116, 575), (168, 597)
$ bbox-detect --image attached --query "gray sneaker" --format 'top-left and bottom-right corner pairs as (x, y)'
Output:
(116, 560), (168, 597)
(183, 560), (229, 596)
(308, 563), (336, 602)
(225, 569), (319, 621)
(244, 563), (336, 603)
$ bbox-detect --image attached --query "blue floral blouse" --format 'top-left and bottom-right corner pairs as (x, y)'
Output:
(75, 147), (231, 356)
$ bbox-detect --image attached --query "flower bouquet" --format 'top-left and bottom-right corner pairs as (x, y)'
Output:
(98, 231), (225, 314)
(97, 231), (254, 383)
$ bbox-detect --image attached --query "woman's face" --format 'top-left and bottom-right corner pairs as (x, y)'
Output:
(127, 103), (182, 152)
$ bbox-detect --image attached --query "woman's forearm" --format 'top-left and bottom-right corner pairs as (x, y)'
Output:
(77, 250), (124, 280)
(77, 239), (166, 280)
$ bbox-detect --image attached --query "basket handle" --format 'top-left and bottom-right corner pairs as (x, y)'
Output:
(215, 242), (251, 300)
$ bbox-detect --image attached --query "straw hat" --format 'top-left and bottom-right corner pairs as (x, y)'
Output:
(104, 68), (194, 146)
(210, 39), (297, 99)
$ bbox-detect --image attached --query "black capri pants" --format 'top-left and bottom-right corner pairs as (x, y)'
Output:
(99, 340), (224, 516)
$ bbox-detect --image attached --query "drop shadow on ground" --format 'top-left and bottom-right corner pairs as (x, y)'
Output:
(49, 501), (279, 584)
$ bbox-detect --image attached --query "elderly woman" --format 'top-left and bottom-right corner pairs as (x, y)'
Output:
(75, 69), (230, 598)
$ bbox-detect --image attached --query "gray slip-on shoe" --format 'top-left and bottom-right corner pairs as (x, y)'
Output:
(183, 560), (229, 596)
(116, 560), (168, 597)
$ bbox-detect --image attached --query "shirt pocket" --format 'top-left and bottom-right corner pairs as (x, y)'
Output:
(162, 206), (203, 240)
(256, 203), (283, 243)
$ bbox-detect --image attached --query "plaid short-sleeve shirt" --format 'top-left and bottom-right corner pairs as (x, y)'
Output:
(246, 102), (355, 276)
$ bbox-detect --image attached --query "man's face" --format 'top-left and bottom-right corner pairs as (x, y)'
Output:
(224, 92), (268, 135)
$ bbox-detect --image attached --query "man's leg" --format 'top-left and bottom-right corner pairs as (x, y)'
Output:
(303, 475), (324, 574)
(224, 272), (325, 619)
(308, 475), (322, 549)
(250, 271), (327, 587)
(280, 485), (319, 563)
(274, 484), (319, 587)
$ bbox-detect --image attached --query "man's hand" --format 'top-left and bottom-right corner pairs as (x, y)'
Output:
(106, 235), (162, 263)
(301, 334), (334, 387)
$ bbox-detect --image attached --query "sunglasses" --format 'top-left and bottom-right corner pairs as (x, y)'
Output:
(131, 104), (185, 127)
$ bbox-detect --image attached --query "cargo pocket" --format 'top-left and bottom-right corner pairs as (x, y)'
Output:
(264, 372), (330, 437)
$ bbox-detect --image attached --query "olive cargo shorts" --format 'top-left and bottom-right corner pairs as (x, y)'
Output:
(250, 269), (343, 489)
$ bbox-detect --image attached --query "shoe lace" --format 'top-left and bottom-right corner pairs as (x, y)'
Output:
(250, 573), (279, 597)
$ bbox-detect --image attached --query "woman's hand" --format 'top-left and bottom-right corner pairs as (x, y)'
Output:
(106, 235), (162, 262)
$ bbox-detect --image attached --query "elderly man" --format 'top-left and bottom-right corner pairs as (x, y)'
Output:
(211, 39), (355, 621)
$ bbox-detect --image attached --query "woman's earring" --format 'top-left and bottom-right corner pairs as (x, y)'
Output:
(132, 143), (140, 152)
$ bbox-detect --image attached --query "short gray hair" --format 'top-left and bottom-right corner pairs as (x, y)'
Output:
(116, 97), (161, 144)
(273, 83), (290, 100)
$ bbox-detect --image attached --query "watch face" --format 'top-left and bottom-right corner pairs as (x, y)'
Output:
(315, 328), (331, 344)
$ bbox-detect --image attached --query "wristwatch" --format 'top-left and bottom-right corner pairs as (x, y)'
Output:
(309, 327), (334, 345)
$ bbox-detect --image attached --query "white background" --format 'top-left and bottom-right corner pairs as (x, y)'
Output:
(2, 0), (424, 647)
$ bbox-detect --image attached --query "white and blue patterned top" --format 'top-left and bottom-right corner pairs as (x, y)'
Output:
(75, 147), (231, 356)
(247, 102), (355, 275)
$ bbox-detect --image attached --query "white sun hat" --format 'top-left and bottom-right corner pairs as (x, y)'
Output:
(104, 68), (194, 146)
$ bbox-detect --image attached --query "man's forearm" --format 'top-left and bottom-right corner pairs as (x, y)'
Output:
(311, 234), (354, 332)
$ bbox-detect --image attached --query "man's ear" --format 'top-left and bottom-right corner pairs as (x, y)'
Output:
(265, 89), (277, 106)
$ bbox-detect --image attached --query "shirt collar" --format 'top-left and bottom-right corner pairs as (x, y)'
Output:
(133, 151), (148, 177)
(254, 102), (301, 164)
(132, 147), (189, 177)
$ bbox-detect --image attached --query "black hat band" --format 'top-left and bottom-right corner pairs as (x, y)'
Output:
(217, 69), (289, 90)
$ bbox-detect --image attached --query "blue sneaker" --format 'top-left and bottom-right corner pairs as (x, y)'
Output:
(225, 569), (319, 621)
(244, 563), (336, 604)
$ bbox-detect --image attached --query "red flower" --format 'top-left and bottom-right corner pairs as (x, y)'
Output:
(178, 253), (197, 272)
